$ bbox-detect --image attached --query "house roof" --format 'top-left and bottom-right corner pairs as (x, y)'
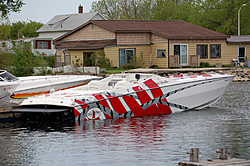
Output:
(37, 12), (106, 33)
(55, 20), (229, 42)
(56, 39), (116, 50)
(227, 35), (250, 44)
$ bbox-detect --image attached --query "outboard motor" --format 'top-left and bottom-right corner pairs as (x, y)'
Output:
(135, 74), (140, 81)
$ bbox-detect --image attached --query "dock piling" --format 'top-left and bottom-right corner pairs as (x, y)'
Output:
(187, 148), (200, 162)
(216, 147), (228, 160)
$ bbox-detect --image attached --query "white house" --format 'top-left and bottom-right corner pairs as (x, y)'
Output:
(34, 5), (106, 56)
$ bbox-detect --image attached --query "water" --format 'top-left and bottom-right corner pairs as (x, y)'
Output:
(0, 82), (250, 166)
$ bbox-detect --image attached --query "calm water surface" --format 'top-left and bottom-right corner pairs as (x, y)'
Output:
(0, 82), (250, 166)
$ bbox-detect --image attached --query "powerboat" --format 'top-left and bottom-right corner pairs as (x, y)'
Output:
(14, 75), (102, 98)
(0, 70), (20, 107)
(14, 73), (234, 122)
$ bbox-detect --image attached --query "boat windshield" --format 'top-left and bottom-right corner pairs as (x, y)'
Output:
(0, 71), (19, 82)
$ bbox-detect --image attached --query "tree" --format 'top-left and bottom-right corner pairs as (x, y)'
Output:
(91, 0), (155, 20)
(0, 20), (43, 40)
(150, 0), (196, 21)
(0, 0), (25, 19)
(188, 0), (250, 35)
(9, 21), (25, 39)
(0, 22), (11, 40)
(20, 20), (43, 38)
(2, 42), (48, 76)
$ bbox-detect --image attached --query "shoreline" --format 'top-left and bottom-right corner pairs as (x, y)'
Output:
(124, 67), (250, 82)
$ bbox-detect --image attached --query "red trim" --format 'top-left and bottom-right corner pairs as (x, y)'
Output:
(35, 40), (51, 49)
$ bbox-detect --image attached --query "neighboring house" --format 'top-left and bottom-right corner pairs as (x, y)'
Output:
(35, 5), (106, 57)
(54, 20), (234, 68)
(227, 35), (250, 64)
(0, 40), (13, 52)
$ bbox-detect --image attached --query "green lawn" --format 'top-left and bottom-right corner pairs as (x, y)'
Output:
(102, 68), (128, 73)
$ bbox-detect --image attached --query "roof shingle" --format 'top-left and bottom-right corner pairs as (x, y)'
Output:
(56, 39), (116, 49)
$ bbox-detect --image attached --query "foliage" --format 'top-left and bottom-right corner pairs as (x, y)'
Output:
(200, 62), (210, 68)
(188, 0), (250, 35)
(19, 20), (43, 38)
(0, 0), (25, 19)
(91, 0), (250, 35)
(122, 63), (135, 69)
(150, 0), (195, 21)
(103, 68), (128, 73)
(126, 52), (145, 68)
(150, 65), (159, 68)
(83, 55), (93, 66)
(43, 55), (55, 68)
(0, 22), (11, 40)
(91, 0), (155, 20)
(0, 20), (43, 40)
(91, 51), (112, 68)
(2, 42), (49, 76)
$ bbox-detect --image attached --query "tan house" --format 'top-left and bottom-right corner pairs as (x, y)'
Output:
(53, 20), (241, 68)
(226, 35), (250, 67)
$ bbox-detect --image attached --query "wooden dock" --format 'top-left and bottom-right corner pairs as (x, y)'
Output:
(0, 107), (12, 113)
(178, 148), (250, 166)
(178, 158), (250, 166)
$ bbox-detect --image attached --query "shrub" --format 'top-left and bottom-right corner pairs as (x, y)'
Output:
(43, 55), (55, 68)
(122, 63), (135, 69)
(200, 62), (210, 68)
(91, 51), (112, 68)
(2, 42), (49, 76)
(150, 65), (159, 68)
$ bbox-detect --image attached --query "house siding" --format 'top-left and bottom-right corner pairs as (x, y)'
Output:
(68, 49), (103, 66)
(105, 45), (151, 68)
(64, 24), (115, 40)
(117, 32), (150, 45)
(151, 34), (168, 43)
(151, 43), (168, 68)
(169, 39), (237, 66)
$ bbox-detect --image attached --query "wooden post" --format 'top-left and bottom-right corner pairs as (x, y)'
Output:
(216, 148), (228, 160)
(187, 148), (200, 162)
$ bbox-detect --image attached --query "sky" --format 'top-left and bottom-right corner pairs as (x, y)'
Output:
(9, 0), (95, 23)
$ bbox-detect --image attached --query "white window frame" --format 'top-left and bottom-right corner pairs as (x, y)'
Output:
(173, 44), (188, 65)
(156, 49), (166, 58)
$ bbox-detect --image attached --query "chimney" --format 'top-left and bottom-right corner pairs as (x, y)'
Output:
(78, 4), (83, 13)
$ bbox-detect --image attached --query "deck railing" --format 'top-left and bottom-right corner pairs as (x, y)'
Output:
(169, 55), (200, 68)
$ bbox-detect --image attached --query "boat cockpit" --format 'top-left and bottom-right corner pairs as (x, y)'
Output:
(0, 70), (19, 82)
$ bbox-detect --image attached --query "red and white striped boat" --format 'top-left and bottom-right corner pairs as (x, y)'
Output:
(15, 73), (234, 122)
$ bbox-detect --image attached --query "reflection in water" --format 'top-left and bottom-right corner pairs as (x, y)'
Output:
(0, 82), (250, 165)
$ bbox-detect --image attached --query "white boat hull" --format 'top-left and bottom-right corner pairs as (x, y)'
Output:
(14, 75), (102, 98)
(15, 73), (234, 122)
(0, 70), (20, 107)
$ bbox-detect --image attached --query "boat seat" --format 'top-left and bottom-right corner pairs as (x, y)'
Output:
(114, 81), (130, 89)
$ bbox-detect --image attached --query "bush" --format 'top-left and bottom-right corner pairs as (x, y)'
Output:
(91, 51), (112, 68)
(200, 62), (210, 68)
(122, 63), (135, 69)
(150, 65), (159, 68)
(43, 55), (55, 68)
(2, 42), (49, 76)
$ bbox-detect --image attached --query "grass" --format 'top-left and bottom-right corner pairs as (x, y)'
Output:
(102, 68), (128, 73)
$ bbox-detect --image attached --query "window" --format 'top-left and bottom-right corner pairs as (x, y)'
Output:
(197, 45), (208, 59)
(37, 41), (49, 49)
(157, 49), (166, 58)
(2, 42), (6, 47)
(210, 44), (221, 58)
(174, 45), (180, 55)
(92, 24), (94, 29)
